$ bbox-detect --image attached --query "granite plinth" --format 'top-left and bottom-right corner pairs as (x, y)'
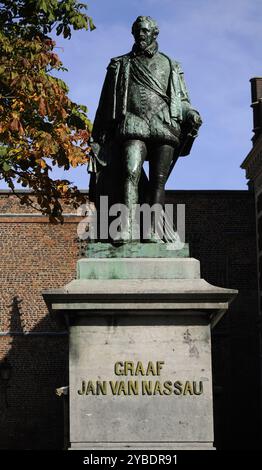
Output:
(77, 257), (200, 280)
(85, 241), (189, 258)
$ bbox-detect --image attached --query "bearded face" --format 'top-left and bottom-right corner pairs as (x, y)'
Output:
(133, 21), (156, 51)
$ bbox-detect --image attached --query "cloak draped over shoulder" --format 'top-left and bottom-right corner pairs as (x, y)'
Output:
(92, 49), (192, 155)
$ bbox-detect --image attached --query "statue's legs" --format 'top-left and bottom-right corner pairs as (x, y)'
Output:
(123, 140), (147, 205)
(149, 144), (176, 206)
(121, 139), (147, 241)
(148, 144), (178, 241)
(116, 141), (177, 242)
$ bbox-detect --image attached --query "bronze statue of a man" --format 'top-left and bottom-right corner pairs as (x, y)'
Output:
(89, 16), (202, 242)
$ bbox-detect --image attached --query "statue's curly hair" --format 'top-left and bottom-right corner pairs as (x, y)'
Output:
(131, 16), (159, 37)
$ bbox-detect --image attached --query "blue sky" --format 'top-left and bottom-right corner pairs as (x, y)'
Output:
(2, 0), (262, 190)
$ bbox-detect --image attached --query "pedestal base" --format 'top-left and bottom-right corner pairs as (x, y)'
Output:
(43, 249), (237, 450)
(68, 313), (214, 448)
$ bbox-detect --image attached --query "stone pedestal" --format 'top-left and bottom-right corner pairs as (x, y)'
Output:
(43, 243), (237, 450)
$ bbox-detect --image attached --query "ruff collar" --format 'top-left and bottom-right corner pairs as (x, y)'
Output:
(131, 41), (158, 58)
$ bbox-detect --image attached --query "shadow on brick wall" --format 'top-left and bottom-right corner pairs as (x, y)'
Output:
(0, 296), (68, 449)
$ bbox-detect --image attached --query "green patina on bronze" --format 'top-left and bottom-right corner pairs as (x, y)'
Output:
(89, 16), (202, 243)
(85, 241), (189, 259)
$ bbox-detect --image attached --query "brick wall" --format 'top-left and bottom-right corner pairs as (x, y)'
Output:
(0, 190), (260, 449)
(0, 192), (80, 449)
(166, 190), (260, 449)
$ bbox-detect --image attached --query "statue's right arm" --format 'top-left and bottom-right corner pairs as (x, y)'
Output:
(92, 59), (120, 145)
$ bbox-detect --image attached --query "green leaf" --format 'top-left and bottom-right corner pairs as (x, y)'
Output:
(89, 18), (96, 31)
(3, 161), (11, 171)
(48, 12), (55, 22)
(36, 0), (48, 14)
(79, 104), (88, 113)
(0, 146), (8, 157)
(11, 71), (18, 80)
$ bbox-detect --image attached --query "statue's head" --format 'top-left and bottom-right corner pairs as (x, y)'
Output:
(131, 16), (159, 50)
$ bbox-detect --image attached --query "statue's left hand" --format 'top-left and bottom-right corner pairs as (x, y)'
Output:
(186, 109), (202, 128)
(90, 141), (101, 158)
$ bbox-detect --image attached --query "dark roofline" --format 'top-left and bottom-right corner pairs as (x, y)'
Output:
(0, 189), (90, 194)
(0, 189), (250, 195)
(166, 189), (250, 195)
